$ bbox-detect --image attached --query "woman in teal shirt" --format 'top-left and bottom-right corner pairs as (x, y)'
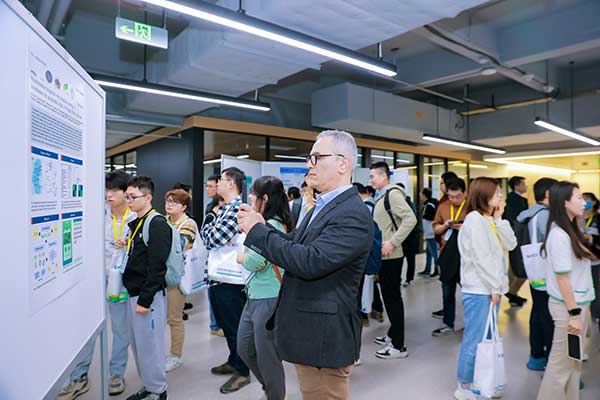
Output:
(236, 176), (293, 400)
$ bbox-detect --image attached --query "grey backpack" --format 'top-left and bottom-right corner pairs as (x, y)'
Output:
(142, 211), (185, 287)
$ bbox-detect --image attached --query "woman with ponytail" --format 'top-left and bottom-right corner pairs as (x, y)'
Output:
(236, 176), (293, 400)
(537, 182), (595, 400)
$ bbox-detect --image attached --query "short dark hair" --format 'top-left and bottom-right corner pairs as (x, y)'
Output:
(446, 178), (466, 193)
(172, 182), (192, 193)
(287, 186), (301, 200)
(467, 177), (500, 214)
(370, 162), (391, 178)
(366, 185), (376, 197)
(352, 182), (367, 194)
(300, 182), (307, 189)
(422, 188), (432, 199)
(222, 167), (245, 194)
(106, 171), (131, 191)
(509, 176), (525, 190)
(207, 174), (220, 183)
(128, 176), (154, 195)
(441, 171), (458, 185)
(533, 178), (558, 202)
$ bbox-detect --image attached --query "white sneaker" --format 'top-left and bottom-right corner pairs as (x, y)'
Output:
(165, 355), (183, 373)
(375, 345), (408, 359)
(454, 384), (478, 400)
(582, 353), (589, 361)
(373, 335), (391, 345)
(354, 358), (362, 366)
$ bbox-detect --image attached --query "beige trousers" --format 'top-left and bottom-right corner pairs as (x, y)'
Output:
(537, 299), (589, 400)
(166, 286), (186, 357)
(295, 364), (353, 400)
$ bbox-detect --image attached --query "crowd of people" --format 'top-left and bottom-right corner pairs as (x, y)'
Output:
(56, 129), (600, 400)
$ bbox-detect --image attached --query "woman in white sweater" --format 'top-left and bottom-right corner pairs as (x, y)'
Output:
(455, 177), (517, 400)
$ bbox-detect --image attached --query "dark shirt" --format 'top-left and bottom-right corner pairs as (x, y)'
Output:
(123, 209), (172, 308)
(504, 191), (529, 222)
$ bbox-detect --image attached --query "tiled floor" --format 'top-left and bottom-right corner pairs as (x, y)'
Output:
(80, 256), (600, 399)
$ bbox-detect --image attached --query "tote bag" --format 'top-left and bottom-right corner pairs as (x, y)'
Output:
(207, 233), (250, 285)
(179, 219), (209, 295)
(360, 274), (375, 314)
(107, 249), (128, 303)
(473, 303), (506, 398)
(521, 214), (548, 291)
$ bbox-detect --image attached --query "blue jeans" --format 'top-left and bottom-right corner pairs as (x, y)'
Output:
(457, 293), (499, 383)
(71, 300), (130, 379)
(208, 290), (220, 331)
(425, 239), (439, 274)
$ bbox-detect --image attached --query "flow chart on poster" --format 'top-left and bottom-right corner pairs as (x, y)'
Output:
(28, 33), (87, 314)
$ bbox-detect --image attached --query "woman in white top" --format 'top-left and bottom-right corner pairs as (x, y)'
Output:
(537, 182), (595, 400)
(455, 177), (517, 400)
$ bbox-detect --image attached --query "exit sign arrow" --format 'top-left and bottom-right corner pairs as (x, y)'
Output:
(115, 17), (168, 49)
(119, 25), (134, 34)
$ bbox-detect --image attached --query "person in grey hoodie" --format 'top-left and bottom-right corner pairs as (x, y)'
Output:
(516, 177), (558, 371)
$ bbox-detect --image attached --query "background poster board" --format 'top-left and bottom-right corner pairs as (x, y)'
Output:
(0, 1), (106, 398)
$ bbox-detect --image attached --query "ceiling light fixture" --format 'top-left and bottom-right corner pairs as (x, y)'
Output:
(422, 134), (506, 154)
(480, 67), (497, 76)
(94, 74), (270, 111)
(488, 160), (574, 175)
(484, 149), (600, 162)
(533, 118), (600, 146)
(203, 154), (249, 165)
(140, 0), (397, 77)
(274, 155), (307, 160)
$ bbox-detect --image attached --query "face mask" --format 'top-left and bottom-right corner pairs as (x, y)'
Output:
(585, 200), (593, 211)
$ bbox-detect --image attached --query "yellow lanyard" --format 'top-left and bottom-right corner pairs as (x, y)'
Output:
(126, 209), (154, 254)
(112, 208), (130, 242)
(486, 218), (499, 239)
(451, 200), (465, 221)
(586, 214), (594, 228)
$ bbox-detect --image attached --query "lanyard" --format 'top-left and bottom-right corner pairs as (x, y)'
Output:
(486, 218), (499, 239)
(586, 214), (594, 229)
(450, 200), (465, 221)
(112, 208), (130, 242)
(126, 209), (155, 254)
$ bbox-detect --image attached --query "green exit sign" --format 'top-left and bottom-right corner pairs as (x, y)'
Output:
(115, 17), (168, 49)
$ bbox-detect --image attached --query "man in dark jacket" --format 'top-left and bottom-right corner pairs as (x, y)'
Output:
(123, 176), (171, 400)
(504, 176), (529, 306)
(238, 130), (373, 400)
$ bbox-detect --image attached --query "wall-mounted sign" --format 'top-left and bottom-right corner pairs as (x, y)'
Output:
(115, 17), (168, 49)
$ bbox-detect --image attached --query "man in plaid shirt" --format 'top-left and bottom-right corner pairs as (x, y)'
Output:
(200, 167), (251, 394)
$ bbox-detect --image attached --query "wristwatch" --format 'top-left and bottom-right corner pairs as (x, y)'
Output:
(568, 308), (582, 317)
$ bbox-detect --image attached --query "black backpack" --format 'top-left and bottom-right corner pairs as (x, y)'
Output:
(508, 209), (545, 279)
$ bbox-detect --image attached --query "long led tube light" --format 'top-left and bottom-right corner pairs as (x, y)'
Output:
(534, 117), (600, 146)
(422, 134), (506, 154)
(94, 75), (270, 112)
(140, 0), (397, 77)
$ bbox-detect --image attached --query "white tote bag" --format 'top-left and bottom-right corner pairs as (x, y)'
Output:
(179, 228), (209, 294)
(107, 249), (129, 303)
(207, 233), (250, 285)
(361, 274), (374, 314)
(521, 214), (547, 291)
(473, 303), (507, 399)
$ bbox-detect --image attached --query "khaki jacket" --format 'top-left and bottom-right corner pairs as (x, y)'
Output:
(373, 184), (417, 260)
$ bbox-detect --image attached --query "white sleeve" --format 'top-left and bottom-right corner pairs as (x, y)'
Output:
(494, 218), (517, 251)
(549, 229), (573, 274)
(468, 214), (505, 294)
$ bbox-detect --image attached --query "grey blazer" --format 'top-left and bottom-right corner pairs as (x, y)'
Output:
(244, 186), (374, 368)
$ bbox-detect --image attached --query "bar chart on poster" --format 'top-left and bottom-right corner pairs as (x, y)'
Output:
(0, 1), (106, 399)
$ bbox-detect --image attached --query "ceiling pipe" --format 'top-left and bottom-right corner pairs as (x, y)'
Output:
(49, 0), (72, 35)
(37, 0), (55, 28)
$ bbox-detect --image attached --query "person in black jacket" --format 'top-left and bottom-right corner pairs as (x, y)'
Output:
(238, 130), (373, 400)
(397, 183), (419, 287)
(123, 176), (171, 400)
(504, 176), (529, 307)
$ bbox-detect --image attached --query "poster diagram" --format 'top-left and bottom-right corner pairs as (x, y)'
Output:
(31, 215), (60, 290)
(61, 155), (83, 210)
(31, 146), (59, 213)
(61, 212), (83, 272)
(280, 167), (308, 190)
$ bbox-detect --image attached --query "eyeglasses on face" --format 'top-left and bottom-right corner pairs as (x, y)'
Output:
(125, 193), (148, 203)
(305, 153), (345, 166)
(165, 199), (181, 207)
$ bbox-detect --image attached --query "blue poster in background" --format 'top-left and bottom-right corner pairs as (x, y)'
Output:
(280, 167), (309, 189)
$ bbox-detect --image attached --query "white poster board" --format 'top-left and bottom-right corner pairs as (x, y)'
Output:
(262, 161), (308, 189)
(353, 167), (371, 186)
(0, 1), (105, 398)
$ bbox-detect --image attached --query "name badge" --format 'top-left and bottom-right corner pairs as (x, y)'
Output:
(586, 227), (599, 236)
(444, 229), (452, 242)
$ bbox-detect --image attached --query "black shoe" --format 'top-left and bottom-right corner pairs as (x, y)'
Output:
(418, 270), (430, 276)
(211, 362), (236, 375)
(515, 295), (528, 304)
(430, 271), (439, 278)
(505, 293), (524, 307)
(140, 391), (167, 400)
(182, 312), (189, 321)
(184, 302), (193, 310)
(432, 309), (444, 319)
(126, 388), (149, 400)
(220, 374), (251, 394)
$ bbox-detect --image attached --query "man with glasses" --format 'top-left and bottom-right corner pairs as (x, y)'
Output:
(431, 178), (467, 338)
(238, 130), (373, 400)
(56, 171), (136, 400)
(200, 167), (251, 394)
(204, 175), (220, 215)
(122, 176), (171, 400)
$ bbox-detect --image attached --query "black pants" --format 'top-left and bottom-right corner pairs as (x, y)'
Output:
(209, 283), (249, 376)
(591, 266), (600, 321)
(529, 286), (554, 359)
(442, 279), (458, 329)
(372, 281), (384, 313)
(403, 250), (416, 283)
(379, 258), (405, 348)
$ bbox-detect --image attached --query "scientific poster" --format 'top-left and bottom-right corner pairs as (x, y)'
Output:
(28, 34), (86, 313)
(279, 167), (308, 189)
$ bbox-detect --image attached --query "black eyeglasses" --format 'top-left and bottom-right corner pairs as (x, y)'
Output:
(305, 153), (345, 166)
